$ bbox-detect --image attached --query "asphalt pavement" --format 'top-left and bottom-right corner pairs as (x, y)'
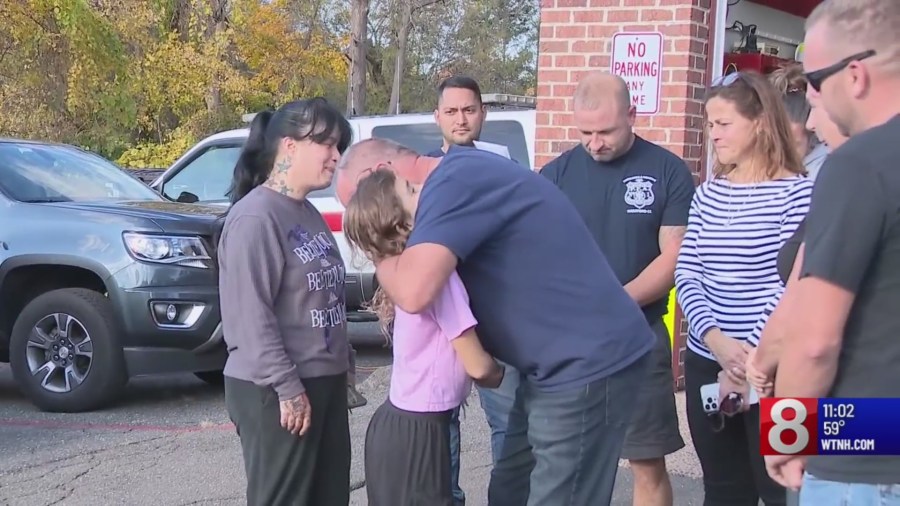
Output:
(0, 321), (708, 505)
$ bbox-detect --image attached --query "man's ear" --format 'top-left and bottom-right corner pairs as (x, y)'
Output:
(433, 109), (440, 124)
(626, 105), (637, 125)
(846, 61), (871, 100)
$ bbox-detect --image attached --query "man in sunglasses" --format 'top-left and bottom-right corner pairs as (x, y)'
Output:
(765, 0), (900, 503)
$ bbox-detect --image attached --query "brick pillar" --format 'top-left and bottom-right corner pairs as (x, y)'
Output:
(535, 0), (714, 390)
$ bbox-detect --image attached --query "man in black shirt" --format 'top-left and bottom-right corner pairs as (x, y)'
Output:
(541, 71), (693, 506)
(766, 0), (900, 501)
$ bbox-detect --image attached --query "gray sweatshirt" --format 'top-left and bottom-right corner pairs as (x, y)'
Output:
(804, 142), (829, 181)
(218, 186), (351, 400)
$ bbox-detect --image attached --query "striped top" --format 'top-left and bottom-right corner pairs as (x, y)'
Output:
(675, 175), (813, 360)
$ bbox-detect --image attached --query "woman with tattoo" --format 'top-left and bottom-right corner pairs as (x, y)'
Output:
(343, 168), (503, 506)
(217, 98), (355, 506)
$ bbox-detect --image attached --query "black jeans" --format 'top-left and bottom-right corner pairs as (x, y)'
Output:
(224, 374), (350, 506)
(684, 350), (786, 506)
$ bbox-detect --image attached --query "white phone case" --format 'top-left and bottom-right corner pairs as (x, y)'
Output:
(700, 382), (761, 415)
(700, 382), (720, 414)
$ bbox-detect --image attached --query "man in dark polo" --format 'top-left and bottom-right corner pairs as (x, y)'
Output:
(541, 71), (693, 506)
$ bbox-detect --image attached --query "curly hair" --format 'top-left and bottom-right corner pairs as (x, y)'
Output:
(342, 169), (412, 340)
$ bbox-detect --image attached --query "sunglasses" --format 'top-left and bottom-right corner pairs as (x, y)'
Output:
(706, 392), (745, 433)
(804, 49), (877, 92)
(711, 71), (742, 88)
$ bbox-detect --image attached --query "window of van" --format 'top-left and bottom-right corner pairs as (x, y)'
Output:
(163, 142), (336, 201)
(371, 120), (531, 169)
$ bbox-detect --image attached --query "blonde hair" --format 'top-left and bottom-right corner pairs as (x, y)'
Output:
(807, 0), (900, 74)
(573, 71), (631, 112)
(705, 70), (806, 179)
(342, 169), (411, 340)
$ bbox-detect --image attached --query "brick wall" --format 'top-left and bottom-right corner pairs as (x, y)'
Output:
(535, 0), (715, 390)
(535, 0), (712, 174)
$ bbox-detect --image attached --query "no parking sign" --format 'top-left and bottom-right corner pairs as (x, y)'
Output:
(610, 32), (664, 115)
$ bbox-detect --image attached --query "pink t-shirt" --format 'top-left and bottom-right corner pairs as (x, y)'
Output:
(389, 271), (477, 413)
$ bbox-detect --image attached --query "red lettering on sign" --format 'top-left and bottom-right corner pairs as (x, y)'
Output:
(612, 62), (659, 77)
(626, 42), (647, 58)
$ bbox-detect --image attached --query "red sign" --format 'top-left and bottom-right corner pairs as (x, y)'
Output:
(760, 398), (819, 456)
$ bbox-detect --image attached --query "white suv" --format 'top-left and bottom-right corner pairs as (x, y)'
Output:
(152, 107), (536, 321)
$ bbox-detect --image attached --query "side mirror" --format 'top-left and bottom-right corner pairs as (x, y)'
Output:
(176, 191), (200, 204)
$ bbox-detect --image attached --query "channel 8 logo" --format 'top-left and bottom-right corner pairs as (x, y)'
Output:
(760, 398), (818, 455)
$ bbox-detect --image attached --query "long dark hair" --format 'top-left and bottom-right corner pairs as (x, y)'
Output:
(226, 97), (353, 205)
(213, 98), (352, 257)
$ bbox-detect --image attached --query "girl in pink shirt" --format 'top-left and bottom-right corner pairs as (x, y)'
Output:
(344, 168), (503, 506)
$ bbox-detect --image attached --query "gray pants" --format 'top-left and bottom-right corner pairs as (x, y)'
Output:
(224, 374), (350, 506)
(488, 351), (651, 506)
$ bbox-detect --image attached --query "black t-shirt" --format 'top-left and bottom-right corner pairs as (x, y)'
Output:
(801, 114), (900, 484)
(777, 220), (806, 283)
(541, 137), (695, 322)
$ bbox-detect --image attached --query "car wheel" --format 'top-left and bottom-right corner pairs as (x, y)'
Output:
(194, 370), (224, 386)
(9, 288), (127, 413)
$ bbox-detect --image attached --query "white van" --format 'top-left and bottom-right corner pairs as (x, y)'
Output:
(152, 105), (535, 321)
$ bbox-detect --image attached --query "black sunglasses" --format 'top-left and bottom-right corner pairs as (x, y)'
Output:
(804, 49), (877, 92)
(706, 392), (745, 433)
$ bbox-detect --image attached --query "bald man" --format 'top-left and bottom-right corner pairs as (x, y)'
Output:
(540, 72), (693, 506)
(335, 138), (654, 506)
(763, 0), (900, 502)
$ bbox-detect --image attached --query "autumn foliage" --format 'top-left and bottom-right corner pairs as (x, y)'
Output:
(0, 0), (347, 168)
(0, 0), (537, 168)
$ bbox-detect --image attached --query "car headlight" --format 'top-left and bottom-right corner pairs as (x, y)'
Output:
(123, 233), (211, 269)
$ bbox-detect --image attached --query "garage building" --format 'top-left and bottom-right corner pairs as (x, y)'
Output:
(535, 0), (822, 387)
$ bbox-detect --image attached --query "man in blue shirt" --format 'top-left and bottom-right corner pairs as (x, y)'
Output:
(541, 71), (692, 506)
(426, 75), (518, 506)
(335, 138), (655, 506)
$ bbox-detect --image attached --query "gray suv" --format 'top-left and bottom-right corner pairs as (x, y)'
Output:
(0, 139), (226, 412)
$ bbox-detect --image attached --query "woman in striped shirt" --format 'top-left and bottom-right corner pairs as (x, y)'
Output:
(675, 70), (813, 506)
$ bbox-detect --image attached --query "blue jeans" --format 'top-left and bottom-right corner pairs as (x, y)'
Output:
(488, 352), (650, 506)
(800, 473), (900, 506)
(477, 362), (521, 463)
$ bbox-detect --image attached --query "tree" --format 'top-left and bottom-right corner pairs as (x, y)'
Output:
(347, 0), (369, 116)
(387, 0), (441, 114)
(0, 0), (539, 167)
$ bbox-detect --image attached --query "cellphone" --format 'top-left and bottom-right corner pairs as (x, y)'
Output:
(699, 382), (761, 416)
(700, 382), (720, 414)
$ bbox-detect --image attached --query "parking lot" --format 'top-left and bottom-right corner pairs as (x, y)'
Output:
(0, 322), (390, 506)
(0, 321), (708, 506)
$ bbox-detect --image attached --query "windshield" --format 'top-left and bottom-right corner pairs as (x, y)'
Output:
(0, 143), (162, 203)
